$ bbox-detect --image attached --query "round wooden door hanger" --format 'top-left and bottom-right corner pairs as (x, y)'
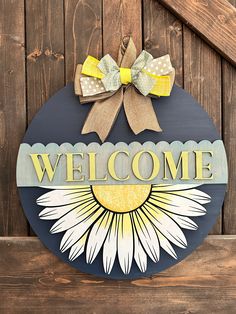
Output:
(17, 83), (228, 279)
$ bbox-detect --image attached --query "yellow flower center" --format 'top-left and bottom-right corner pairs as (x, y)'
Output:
(92, 184), (151, 213)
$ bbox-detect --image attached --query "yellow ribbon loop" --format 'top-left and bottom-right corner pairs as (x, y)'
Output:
(82, 56), (104, 79)
(120, 68), (132, 85)
(150, 75), (171, 96)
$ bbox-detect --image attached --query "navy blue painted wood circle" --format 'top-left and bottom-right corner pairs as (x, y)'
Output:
(17, 83), (227, 279)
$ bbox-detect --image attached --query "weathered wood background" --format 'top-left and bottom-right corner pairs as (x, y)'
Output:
(0, 0), (235, 312)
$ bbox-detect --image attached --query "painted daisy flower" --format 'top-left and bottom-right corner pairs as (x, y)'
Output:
(37, 184), (211, 275)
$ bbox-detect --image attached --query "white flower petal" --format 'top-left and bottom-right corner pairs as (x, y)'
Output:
(86, 211), (113, 264)
(60, 207), (105, 252)
(165, 212), (198, 230)
(37, 187), (91, 207)
(50, 200), (99, 233)
(149, 192), (206, 216)
(152, 184), (202, 192)
(134, 228), (147, 273)
(103, 215), (119, 274)
(143, 203), (187, 248)
(132, 211), (160, 263)
(118, 213), (133, 275)
(155, 229), (177, 259)
(170, 188), (211, 204)
(69, 231), (88, 261)
(39, 202), (79, 220)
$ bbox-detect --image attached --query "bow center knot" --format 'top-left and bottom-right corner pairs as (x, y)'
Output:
(119, 67), (132, 85)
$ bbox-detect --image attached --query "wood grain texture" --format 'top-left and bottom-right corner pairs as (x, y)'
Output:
(0, 0), (28, 235)
(159, 0), (236, 66)
(0, 236), (236, 313)
(103, 0), (142, 58)
(143, 0), (183, 87)
(183, 26), (222, 234)
(25, 0), (65, 235)
(26, 0), (65, 124)
(64, 0), (102, 83)
(223, 60), (236, 234)
(228, 0), (236, 6)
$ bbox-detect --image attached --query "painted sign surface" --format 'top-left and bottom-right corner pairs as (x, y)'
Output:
(16, 84), (228, 279)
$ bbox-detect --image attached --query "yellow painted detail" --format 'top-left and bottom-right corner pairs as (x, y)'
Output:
(92, 184), (151, 213)
(29, 153), (62, 182)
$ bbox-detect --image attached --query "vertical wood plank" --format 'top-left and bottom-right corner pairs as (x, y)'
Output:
(223, 0), (236, 234)
(183, 27), (222, 132)
(26, 0), (65, 125)
(26, 0), (65, 235)
(103, 0), (142, 57)
(64, 0), (102, 83)
(143, 0), (183, 87)
(0, 0), (28, 235)
(183, 26), (222, 234)
(222, 61), (236, 234)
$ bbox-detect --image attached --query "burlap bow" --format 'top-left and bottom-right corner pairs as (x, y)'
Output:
(74, 37), (175, 142)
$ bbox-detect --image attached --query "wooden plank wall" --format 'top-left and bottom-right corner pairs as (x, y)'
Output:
(0, 0), (236, 312)
(159, 0), (236, 65)
(223, 0), (236, 234)
(0, 235), (236, 313)
(0, 0), (27, 236)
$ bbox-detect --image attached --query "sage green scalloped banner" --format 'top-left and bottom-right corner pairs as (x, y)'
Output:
(17, 140), (228, 187)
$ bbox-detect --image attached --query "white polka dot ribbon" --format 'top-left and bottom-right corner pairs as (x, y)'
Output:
(80, 77), (106, 97)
